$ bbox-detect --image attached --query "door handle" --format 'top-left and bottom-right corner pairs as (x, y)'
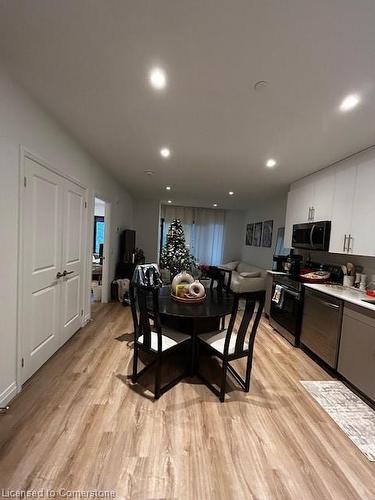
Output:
(62, 270), (74, 277)
(56, 272), (64, 279)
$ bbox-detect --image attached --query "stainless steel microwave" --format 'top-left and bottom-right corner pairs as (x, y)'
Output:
(292, 221), (331, 251)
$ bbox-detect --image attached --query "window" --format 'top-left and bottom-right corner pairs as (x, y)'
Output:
(160, 205), (225, 265)
(93, 216), (105, 254)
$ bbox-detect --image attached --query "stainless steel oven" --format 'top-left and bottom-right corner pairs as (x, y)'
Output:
(269, 276), (303, 346)
(292, 221), (331, 251)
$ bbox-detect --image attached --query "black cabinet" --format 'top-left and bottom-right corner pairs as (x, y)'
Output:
(119, 230), (136, 263)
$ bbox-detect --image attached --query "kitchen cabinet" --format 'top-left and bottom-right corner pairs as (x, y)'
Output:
(285, 148), (375, 256)
(284, 171), (333, 248)
(330, 157), (375, 256)
(350, 159), (375, 257)
(284, 186), (312, 247)
(311, 169), (335, 222)
(338, 303), (375, 402)
(329, 164), (357, 254)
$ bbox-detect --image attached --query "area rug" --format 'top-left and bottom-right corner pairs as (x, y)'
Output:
(301, 380), (375, 461)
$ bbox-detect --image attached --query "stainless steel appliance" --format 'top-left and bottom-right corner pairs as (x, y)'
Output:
(300, 288), (343, 368)
(292, 221), (331, 251)
(270, 275), (303, 346)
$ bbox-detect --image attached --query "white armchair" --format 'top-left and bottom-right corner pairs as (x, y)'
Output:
(218, 261), (267, 294)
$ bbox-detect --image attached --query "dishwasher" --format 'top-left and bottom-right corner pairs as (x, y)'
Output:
(300, 288), (343, 369)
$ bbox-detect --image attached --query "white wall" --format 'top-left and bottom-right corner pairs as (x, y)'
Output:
(0, 65), (134, 405)
(222, 210), (245, 263)
(134, 199), (161, 263)
(241, 193), (288, 270)
(94, 197), (106, 217)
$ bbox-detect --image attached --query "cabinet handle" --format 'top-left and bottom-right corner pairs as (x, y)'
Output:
(308, 207), (311, 221)
(347, 235), (353, 253)
(311, 206), (315, 221)
(343, 235), (347, 252)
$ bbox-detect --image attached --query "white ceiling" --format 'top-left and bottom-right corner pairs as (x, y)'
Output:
(1, 0), (375, 208)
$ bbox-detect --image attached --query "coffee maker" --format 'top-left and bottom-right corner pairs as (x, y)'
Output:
(272, 254), (288, 272)
(284, 250), (303, 278)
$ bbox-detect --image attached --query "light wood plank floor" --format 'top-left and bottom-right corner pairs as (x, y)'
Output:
(0, 303), (374, 499)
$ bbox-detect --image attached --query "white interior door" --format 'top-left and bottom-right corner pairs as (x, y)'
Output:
(22, 156), (86, 383)
(60, 179), (85, 343)
(22, 157), (63, 383)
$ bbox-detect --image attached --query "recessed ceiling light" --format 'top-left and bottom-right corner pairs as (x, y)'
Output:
(166, 186), (171, 190)
(254, 80), (269, 91)
(149, 67), (167, 90)
(160, 147), (171, 158)
(213, 203), (218, 207)
(340, 93), (361, 112)
(266, 158), (277, 168)
(229, 191), (234, 196)
(167, 200), (172, 204)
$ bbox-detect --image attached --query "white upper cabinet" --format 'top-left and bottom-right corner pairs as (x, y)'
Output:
(284, 182), (314, 248)
(350, 158), (375, 257)
(284, 170), (334, 248)
(285, 147), (375, 256)
(310, 169), (335, 222)
(329, 164), (357, 254)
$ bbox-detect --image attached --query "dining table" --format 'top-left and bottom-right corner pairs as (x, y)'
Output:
(157, 286), (234, 373)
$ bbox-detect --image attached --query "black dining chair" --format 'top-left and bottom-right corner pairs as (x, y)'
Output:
(130, 267), (191, 399)
(196, 290), (265, 402)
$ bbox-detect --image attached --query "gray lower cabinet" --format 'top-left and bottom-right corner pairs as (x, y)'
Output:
(338, 303), (375, 402)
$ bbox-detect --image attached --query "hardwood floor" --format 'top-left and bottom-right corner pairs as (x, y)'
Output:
(0, 303), (374, 499)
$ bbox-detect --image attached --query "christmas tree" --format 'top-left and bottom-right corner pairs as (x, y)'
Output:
(160, 219), (196, 277)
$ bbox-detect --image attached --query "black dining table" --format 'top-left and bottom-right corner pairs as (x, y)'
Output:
(157, 286), (233, 374)
(158, 285), (233, 334)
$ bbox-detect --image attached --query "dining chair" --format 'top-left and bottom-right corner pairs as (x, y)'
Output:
(196, 290), (265, 402)
(130, 268), (191, 399)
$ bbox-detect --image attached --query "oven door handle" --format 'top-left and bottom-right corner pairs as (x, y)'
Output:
(276, 286), (300, 299)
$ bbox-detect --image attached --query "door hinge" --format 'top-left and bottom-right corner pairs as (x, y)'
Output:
(84, 201), (87, 208)
(81, 309), (84, 316)
(21, 357), (24, 368)
(24, 176), (27, 188)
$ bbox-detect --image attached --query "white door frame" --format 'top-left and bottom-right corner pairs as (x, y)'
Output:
(91, 193), (111, 306)
(17, 146), (89, 390)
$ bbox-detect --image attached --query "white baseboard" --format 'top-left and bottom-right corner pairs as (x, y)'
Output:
(0, 381), (18, 407)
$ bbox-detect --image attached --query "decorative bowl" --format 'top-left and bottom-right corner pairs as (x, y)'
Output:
(171, 293), (206, 304)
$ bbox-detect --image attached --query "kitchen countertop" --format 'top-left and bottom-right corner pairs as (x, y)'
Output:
(304, 283), (375, 312)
